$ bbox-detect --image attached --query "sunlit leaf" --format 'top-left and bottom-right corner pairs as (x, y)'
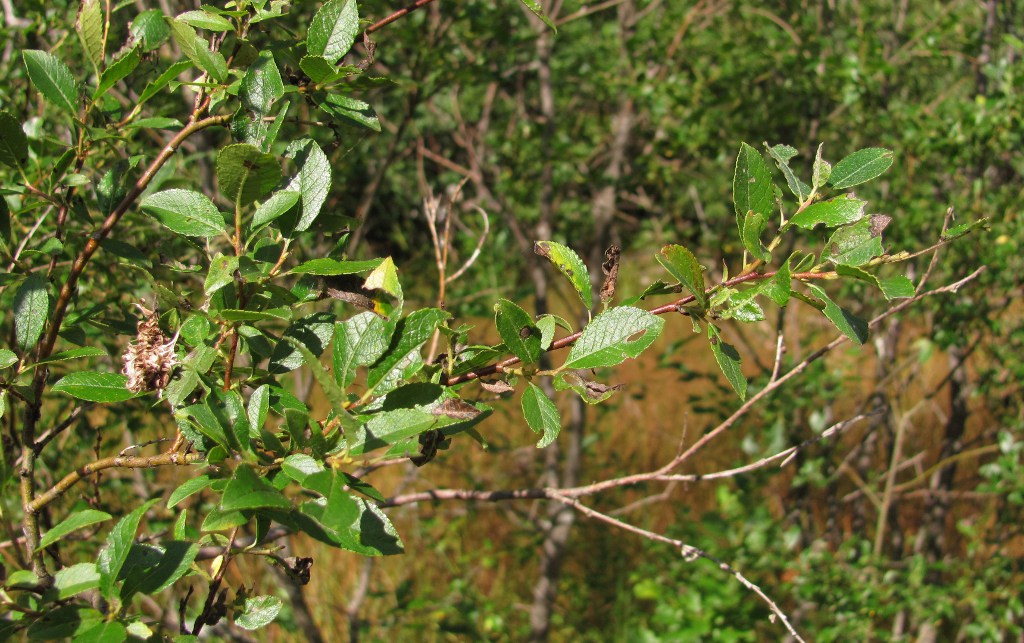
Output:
(829, 148), (894, 189)
(14, 274), (48, 350)
(494, 299), (541, 365)
(23, 50), (79, 116)
(535, 241), (592, 310)
(708, 324), (746, 400)
(52, 372), (135, 403)
(657, 244), (706, 309)
(307, 0), (359, 64)
(521, 382), (560, 448)
(563, 306), (664, 370)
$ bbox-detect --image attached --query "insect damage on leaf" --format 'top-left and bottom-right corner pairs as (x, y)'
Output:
(600, 244), (620, 303)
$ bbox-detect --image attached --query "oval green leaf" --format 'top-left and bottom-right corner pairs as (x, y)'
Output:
(14, 274), (48, 350)
(657, 244), (706, 309)
(217, 144), (281, 206)
(307, 0), (359, 64)
(23, 50), (79, 116)
(535, 241), (592, 310)
(563, 306), (664, 370)
(52, 372), (135, 403)
(521, 382), (560, 448)
(0, 110), (28, 167)
(829, 148), (894, 189)
(494, 298), (541, 365)
(140, 189), (225, 238)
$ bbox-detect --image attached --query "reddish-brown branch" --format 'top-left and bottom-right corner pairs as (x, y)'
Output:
(442, 269), (833, 385)
(36, 113), (231, 366)
(391, 266), (985, 507)
(365, 0), (438, 34)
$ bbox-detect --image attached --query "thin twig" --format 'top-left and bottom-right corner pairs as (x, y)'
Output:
(548, 493), (807, 642)
(27, 451), (203, 514)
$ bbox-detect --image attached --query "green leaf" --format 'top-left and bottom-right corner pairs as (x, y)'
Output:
(363, 256), (404, 319)
(0, 110), (28, 167)
(521, 382), (560, 448)
(0, 196), (10, 248)
(806, 284), (869, 344)
(94, 46), (140, 99)
(708, 325), (746, 400)
(812, 143), (831, 189)
(137, 61), (191, 105)
(320, 94), (381, 131)
(0, 349), (16, 369)
(14, 273), (48, 350)
(536, 315), (557, 350)
(300, 55), (341, 84)
(204, 253), (238, 297)
(285, 139), (331, 233)
(767, 143), (810, 202)
(97, 498), (160, 600)
(176, 9), (233, 31)
(282, 454), (324, 485)
(27, 606), (107, 640)
(307, 0), (359, 64)
(284, 336), (350, 423)
(825, 215), (890, 267)
(494, 299), (541, 366)
(877, 275), (915, 299)
(131, 9), (171, 52)
(121, 540), (199, 598)
(563, 306), (664, 370)
(54, 563), (101, 600)
(829, 148), (894, 189)
(835, 264), (915, 301)
(657, 244), (706, 309)
(221, 464), (290, 511)
(181, 399), (231, 449)
(247, 384), (270, 435)
(290, 257), (382, 276)
(250, 189), (299, 233)
(97, 158), (139, 215)
(334, 312), (391, 388)
(788, 194), (866, 230)
(76, 0), (105, 74)
(169, 19), (227, 82)
(367, 308), (449, 392)
(241, 51), (284, 114)
(235, 595), (284, 630)
(760, 258), (791, 307)
(201, 507), (249, 532)
(39, 509), (113, 550)
(733, 142), (775, 234)
(740, 211), (771, 262)
(217, 144), (281, 206)
(722, 291), (765, 322)
(52, 372), (135, 403)
(518, 0), (557, 31)
(168, 475), (214, 508)
(268, 311), (335, 374)
(534, 241), (592, 310)
(140, 189), (225, 238)
(23, 50), (80, 116)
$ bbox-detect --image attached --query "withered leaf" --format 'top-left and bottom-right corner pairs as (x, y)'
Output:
(431, 398), (482, 420)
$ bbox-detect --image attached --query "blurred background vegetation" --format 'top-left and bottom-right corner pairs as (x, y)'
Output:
(3, 0), (1022, 640)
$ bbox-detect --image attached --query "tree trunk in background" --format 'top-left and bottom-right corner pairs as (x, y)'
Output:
(528, 3), (636, 639)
